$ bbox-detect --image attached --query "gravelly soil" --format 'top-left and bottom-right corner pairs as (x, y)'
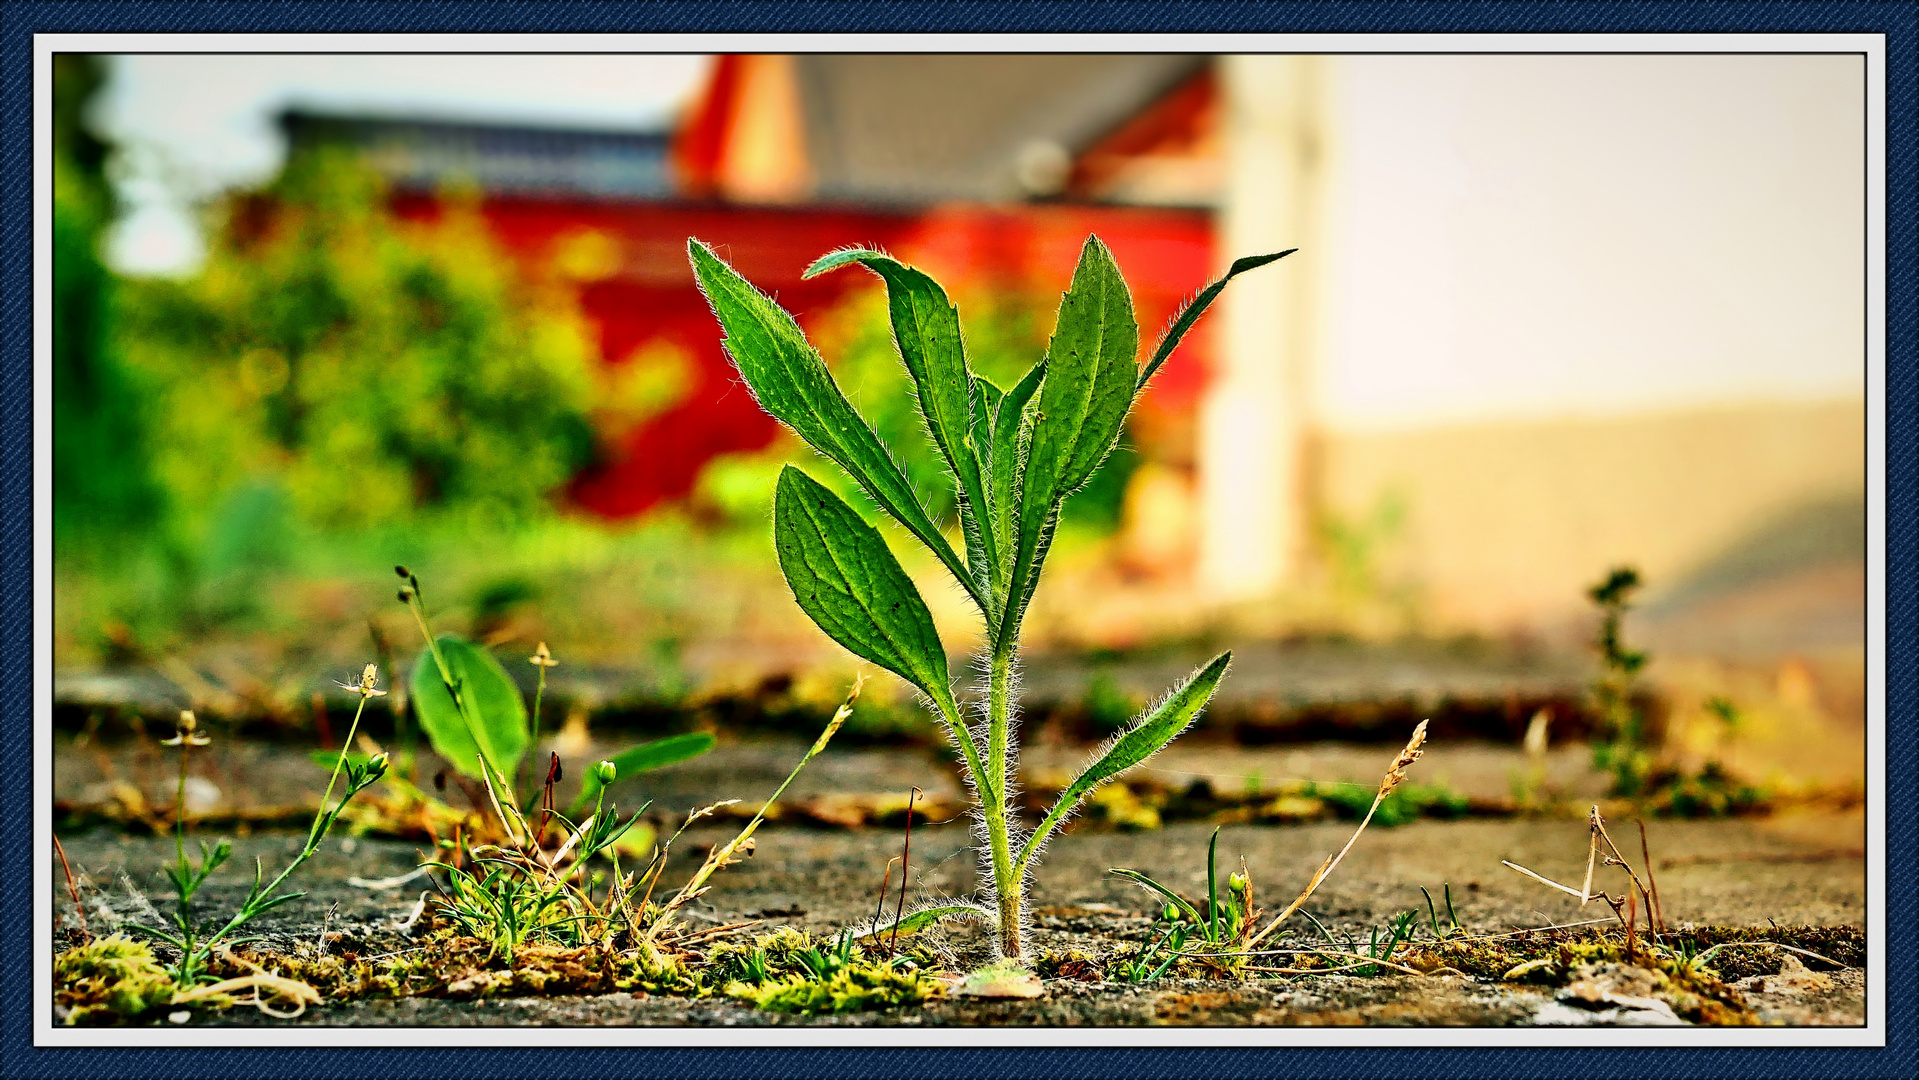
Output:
(54, 809), (1866, 1028)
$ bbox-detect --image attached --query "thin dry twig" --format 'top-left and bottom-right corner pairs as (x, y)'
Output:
(53, 835), (88, 941)
(1501, 860), (1588, 900)
(889, 787), (920, 957)
(1638, 820), (1667, 935)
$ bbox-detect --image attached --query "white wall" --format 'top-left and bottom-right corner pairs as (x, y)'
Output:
(1318, 54), (1865, 432)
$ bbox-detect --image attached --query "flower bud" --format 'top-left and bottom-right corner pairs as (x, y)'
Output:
(596, 760), (618, 785)
(367, 752), (391, 779)
(1228, 872), (1248, 891)
(394, 565), (411, 579)
(1163, 903), (1180, 922)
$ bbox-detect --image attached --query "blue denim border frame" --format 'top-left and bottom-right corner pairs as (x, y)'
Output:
(4, 3), (1911, 1078)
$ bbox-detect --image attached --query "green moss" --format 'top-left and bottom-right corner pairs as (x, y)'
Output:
(712, 927), (943, 1014)
(55, 935), (179, 1025)
(213, 934), (698, 1003)
(729, 962), (941, 1015)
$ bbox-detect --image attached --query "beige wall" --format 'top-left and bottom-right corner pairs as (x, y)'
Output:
(1320, 397), (1866, 630)
(1197, 55), (1868, 636)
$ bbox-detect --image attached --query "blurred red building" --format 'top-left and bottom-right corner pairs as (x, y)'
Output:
(284, 55), (1225, 518)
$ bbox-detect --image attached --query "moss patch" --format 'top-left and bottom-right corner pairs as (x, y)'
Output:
(712, 927), (945, 1015)
(212, 936), (698, 1002)
(55, 935), (179, 1025)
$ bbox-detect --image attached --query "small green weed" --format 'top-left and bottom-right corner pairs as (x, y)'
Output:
(1108, 826), (1258, 979)
(132, 675), (388, 985)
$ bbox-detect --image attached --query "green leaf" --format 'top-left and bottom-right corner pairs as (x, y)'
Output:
(987, 359), (1045, 607)
(1018, 651), (1232, 869)
(409, 634), (529, 781)
(1106, 869), (1202, 925)
(968, 374), (1004, 470)
(853, 903), (989, 942)
(1001, 237), (1137, 643)
(1136, 250), (1295, 392)
(572, 732), (716, 808)
(1205, 825), (1221, 942)
(689, 240), (983, 610)
(772, 465), (958, 719)
(1028, 236), (1138, 499)
(805, 248), (997, 587)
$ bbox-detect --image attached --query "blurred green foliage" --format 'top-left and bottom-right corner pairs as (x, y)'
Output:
(57, 62), (603, 655)
(54, 55), (164, 550)
(118, 150), (597, 536)
(1309, 779), (1469, 827)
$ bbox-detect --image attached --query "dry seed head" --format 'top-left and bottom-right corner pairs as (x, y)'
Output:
(1377, 719), (1429, 796)
(810, 674), (865, 756)
(337, 664), (387, 697)
(163, 710), (210, 746)
(1523, 709), (1550, 757)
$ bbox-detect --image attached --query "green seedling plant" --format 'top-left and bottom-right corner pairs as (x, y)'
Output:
(1115, 915), (1193, 984)
(423, 679), (865, 963)
(1420, 882), (1466, 940)
(1588, 566), (1653, 796)
(1108, 826), (1259, 980)
(424, 756), (649, 961)
(1583, 567), (1765, 815)
(691, 234), (1291, 963)
(1309, 909), (1420, 977)
(391, 566), (713, 817)
(133, 669), (391, 985)
(1111, 828), (1255, 940)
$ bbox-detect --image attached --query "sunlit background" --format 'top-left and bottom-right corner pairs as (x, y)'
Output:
(54, 52), (1867, 793)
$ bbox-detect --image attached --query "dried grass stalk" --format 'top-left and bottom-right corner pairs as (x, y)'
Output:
(1246, 720), (1427, 949)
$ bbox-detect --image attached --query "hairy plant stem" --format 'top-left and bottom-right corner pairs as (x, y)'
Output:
(985, 642), (1021, 960)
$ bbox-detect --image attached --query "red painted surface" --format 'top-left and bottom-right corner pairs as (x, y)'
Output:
(396, 193), (1216, 518)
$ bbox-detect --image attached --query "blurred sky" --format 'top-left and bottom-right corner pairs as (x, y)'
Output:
(95, 54), (712, 275)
